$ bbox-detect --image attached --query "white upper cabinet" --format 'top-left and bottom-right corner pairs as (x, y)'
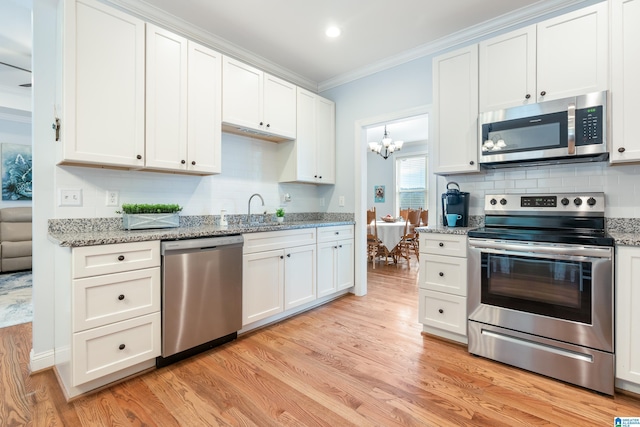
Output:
(145, 25), (188, 172)
(146, 25), (222, 175)
(279, 88), (335, 184)
(537, 3), (608, 102)
(479, 2), (608, 112)
(432, 45), (479, 175)
(610, 0), (640, 164)
(60, 0), (146, 168)
(479, 26), (536, 112)
(222, 56), (296, 141)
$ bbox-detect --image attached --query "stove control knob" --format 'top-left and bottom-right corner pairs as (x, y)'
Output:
(500, 198), (507, 205)
(490, 198), (497, 205)
(561, 198), (570, 206)
(587, 197), (597, 206)
(574, 197), (583, 206)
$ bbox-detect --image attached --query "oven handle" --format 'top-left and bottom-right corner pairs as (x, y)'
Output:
(468, 238), (612, 260)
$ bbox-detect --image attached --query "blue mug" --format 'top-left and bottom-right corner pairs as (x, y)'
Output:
(446, 213), (462, 227)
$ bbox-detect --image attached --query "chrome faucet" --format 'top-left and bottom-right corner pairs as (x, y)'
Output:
(247, 193), (265, 223)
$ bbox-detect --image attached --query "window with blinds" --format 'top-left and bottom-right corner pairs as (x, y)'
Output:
(396, 155), (427, 210)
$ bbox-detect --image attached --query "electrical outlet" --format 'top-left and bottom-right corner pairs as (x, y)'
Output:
(339, 196), (345, 207)
(106, 190), (119, 207)
(59, 189), (83, 207)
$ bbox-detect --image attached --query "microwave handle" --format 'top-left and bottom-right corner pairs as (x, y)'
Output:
(567, 102), (576, 155)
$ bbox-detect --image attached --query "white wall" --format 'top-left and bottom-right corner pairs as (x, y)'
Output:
(367, 143), (427, 217)
(54, 133), (321, 219)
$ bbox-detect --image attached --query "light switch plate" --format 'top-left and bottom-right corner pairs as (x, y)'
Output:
(59, 189), (83, 207)
(339, 196), (345, 207)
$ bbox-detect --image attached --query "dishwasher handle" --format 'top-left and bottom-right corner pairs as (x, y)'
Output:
(161, 235), (243, 255)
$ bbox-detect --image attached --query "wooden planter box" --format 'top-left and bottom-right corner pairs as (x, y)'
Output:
(122, 213), (180, 230)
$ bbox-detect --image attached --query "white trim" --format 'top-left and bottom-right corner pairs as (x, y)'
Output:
(0, 111), (31, 123)
(318, 0), (594, 91)
(103, 0), (318, 92)
(354, 105), (431, 297)
(30, 348), (55, 373)
(97, 0), (592, 93)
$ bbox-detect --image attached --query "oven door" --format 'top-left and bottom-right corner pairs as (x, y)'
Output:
(468, 238), (613, 352)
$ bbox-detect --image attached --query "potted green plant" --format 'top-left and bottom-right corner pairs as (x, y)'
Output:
(118, 203), (183, 230)
(275, 208), (285, 223)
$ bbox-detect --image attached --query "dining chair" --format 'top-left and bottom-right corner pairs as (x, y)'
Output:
(420, 209), (428, 226)
(366, 207), (392, 268)
(399, 209), (409, 220)
(397, 208), (421, 264)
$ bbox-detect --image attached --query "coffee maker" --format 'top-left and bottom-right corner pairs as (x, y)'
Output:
(441, 182), (470, 227)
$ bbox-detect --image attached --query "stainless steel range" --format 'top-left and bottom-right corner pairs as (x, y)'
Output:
(467, 192), (615, 395)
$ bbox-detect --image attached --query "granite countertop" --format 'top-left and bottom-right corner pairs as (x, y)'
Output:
(607, 231), (640, 247)
(49, 220), (355, 247)
(415, 225), (475, 236)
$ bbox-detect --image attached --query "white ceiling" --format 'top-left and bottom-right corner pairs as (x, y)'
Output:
(367, 116), (429, 146)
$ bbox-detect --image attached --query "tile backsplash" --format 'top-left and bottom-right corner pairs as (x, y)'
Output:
(438, 161), (640, 218)
(54, 132), (323, 219)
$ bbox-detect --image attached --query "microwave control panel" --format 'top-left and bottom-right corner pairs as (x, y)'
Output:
(575, 105), (603, 146)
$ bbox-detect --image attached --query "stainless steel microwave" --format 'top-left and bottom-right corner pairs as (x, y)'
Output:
(479, 91), (608, 168)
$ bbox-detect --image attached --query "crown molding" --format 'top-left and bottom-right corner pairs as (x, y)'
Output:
(103, 0), (319, 92)
(318, 0), (595, 92)
(0, 107), (32, 124)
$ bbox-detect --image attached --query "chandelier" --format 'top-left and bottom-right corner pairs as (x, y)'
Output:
(368, 125), (404, 160)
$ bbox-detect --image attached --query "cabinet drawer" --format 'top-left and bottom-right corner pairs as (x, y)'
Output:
(421, 234), (467, 257)
(317, 225), (354, 243)
(72, 312), (160, 386)
(73, 241), (160, 279)
(421, 255), (467, 297)
(243, 228), (316, 254)
(418, 289), (467, 336)
(73, 267), (160, 332)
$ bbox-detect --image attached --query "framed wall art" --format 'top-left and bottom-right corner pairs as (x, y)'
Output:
(2, 143), (32, 201)
(374, 185), (385, 203)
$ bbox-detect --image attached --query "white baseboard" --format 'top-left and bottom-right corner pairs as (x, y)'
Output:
(30, 348), (55, 373)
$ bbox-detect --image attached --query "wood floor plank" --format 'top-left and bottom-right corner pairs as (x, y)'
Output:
(1, 258), (640, 426)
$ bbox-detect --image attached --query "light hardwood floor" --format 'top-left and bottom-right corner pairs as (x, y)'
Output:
(3, 257), (640, 426)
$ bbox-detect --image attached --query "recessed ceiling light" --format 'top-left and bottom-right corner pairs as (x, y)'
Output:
(325, 26), (341, 38)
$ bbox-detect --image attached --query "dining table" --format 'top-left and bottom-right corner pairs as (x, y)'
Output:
(371, 220), (406, 253)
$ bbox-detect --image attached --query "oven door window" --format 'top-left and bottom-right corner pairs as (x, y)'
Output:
(480, 252), (591, 324)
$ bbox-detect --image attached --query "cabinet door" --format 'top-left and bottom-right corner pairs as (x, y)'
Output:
(479, 25), (536, 112)
(222, 56), (263, 132)
(62, 0), (145, 168)
(316, 96), (336, 184)
(317, 241), (337, 298)
(335, 239), (354, 291)
(615, 246), (640, 385)
(536, 2), (608, 102)
(145, 24), (188, 171)
(187, 41), (222, 174)
(264, 74), (297, 139)
(418, 289), (467, 338)
(611, 0), (640, 163)
(242, 250), (284, 325)
(433, 45), (479, 174)
(284, 244), (316, 310)
(290, 88), (317, 182)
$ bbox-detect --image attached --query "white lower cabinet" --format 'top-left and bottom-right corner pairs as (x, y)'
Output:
(55, 240), (161, 398)
(242, 229), (317, 326)
(615, 246), (640, 393)
(317, 226), (355, 297)
(418, 233), (468, 344)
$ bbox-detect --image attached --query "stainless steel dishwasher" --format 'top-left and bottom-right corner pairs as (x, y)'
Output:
(157, 235), (243, 367)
